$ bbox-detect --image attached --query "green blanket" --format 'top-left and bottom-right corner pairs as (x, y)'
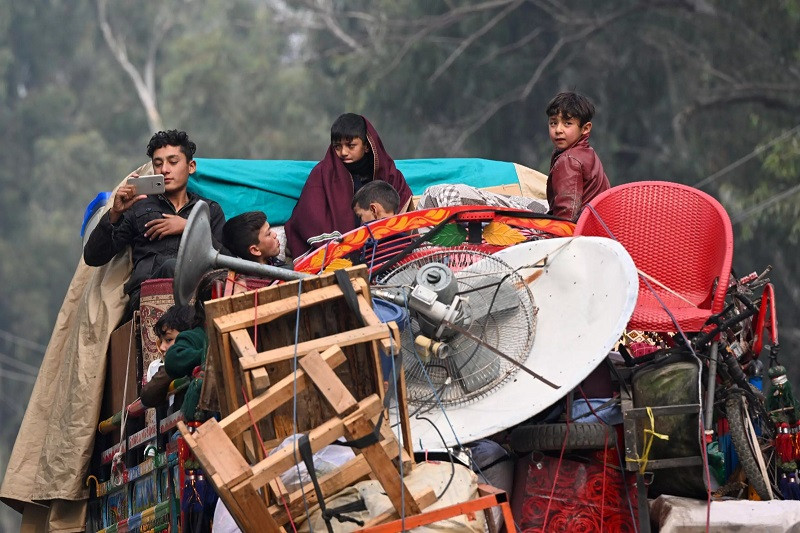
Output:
(188, 158), (519, 225)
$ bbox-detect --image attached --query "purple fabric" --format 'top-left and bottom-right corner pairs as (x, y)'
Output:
(285, 117), (411, 257)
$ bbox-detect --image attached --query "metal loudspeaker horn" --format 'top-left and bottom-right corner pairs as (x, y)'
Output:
(174, 200), (310, 305)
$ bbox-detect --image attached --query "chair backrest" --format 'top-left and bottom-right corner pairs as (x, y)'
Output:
(574, 181), (733, 332)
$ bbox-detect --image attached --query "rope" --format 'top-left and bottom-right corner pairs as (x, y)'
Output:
(636, 269), (697, 307)
(242, 385), (298, 533)
(290, 279), (313, 526)
(601, 428), (609, 533)
(625, 407), (669, 474)
(111, 313), (137, 486)
(583, 204), (714, 517)
(577, 385), (638, 533)
(387, 331), (406, 531)
(540, 398), (571, 533)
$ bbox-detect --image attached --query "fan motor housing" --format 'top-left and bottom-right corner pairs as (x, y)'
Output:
(415, 263), (458, 304)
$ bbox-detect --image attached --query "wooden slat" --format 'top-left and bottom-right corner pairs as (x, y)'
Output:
(219, 345), (348, 439)
(229, 481), (283, 532)
(180, 420), (251, 488)
(219, 333), (247, 452)
(395, 368), (415, 463)
(239, 324), (392, 370)
(230, 329), (270, 392)
(246, 395), (384, 490)
(299, 350), (359, 416)
(343, 414), (422, 516)
(267, 437), (405, 524)
(214, 283), (355, 333)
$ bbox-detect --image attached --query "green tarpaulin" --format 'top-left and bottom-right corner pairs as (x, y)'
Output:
(188, 158), (519, 225)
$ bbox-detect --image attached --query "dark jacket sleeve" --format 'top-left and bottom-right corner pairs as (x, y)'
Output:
(164, 328), (208, 379)
(140, 366), (172, 408)
(83, 210), (136, 266)
(207, 201), (229, 254)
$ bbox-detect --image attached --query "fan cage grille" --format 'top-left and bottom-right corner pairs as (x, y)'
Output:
(378, 247), (538, 410)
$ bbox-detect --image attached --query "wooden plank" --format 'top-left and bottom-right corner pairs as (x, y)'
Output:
(246, 395), (385, 490)
(250, 368), (271, 394)
(200, 295), (235, 414)
(230, 329), (270, 393)
(229, 481), (283, 532)
(180, 421), (260, 533)
(299, 350), (359, 416)
(230, 329), (257, 358)
(180, 420), (251, 487)
(219, 346), (348, 439)
(396, 364), (415, 462)
(267, 437), (405, 524)
(219, 333), (247, 453)
(239, 324), (392, 369)
(213, 283), (353, 333)
(343, 414), (422, 517)
(378, 413), (413, 469)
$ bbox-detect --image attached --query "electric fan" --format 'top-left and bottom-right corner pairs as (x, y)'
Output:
(373, 246), (538, 410)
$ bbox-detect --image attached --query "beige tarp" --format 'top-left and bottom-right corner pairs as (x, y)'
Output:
(0, 167), (150, 531)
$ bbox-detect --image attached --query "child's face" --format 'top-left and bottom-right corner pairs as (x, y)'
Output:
(332, 137), (369, 164)
(157, 328), (180, 354)
(250, 222), (280, 263)
(548, 113), (591, 151)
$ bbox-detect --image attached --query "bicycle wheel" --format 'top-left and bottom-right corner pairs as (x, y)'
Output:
(725, 391), (778, 500)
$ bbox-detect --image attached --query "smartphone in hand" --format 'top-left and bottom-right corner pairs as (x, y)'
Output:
(127, 174), (165, 195)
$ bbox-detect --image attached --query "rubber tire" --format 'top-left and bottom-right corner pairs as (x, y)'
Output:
(725, 393), (775, 500)
(510, 423), (615, 453)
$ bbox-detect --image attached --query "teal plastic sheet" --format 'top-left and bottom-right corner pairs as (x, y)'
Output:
(188, 158), (519, 225)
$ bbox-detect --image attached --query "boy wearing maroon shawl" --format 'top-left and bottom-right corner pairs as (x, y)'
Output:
(284, 113), (412, 258)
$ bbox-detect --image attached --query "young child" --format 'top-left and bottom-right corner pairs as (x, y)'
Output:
(352, 180), (400, 224)
(545, 92), (610, 221)
(284, 113), (412, 258)
(350, 181), (413, 267)
(140, 305), (194, 408)
(222, 211), (282, 265)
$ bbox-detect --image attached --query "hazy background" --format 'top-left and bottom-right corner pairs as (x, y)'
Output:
(2, 0), (800, 528)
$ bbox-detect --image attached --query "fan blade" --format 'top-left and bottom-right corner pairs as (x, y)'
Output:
(450, 342), (502, 394)
(457, 274), (520, 322)
(441, 318), (559, 389)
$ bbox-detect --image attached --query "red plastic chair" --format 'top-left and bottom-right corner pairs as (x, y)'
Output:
(574, 181), (733, 332)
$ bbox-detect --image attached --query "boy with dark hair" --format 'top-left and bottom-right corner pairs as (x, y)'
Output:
(222, 211), (281, 264)
(545, 92), (610, 221)
(352, 180), (400, 224)
(84, 129), (227, 317)
(284, 113), (412, 258)
(140, 304), (194, 408)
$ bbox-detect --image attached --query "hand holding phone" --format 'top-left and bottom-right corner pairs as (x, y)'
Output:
(127, 174), (166, 195)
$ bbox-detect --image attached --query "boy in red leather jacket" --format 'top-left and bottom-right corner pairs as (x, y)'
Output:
(546, 92), (610, 221)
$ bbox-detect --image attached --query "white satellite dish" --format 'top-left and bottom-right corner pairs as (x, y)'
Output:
(401, 236), (638, 450)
